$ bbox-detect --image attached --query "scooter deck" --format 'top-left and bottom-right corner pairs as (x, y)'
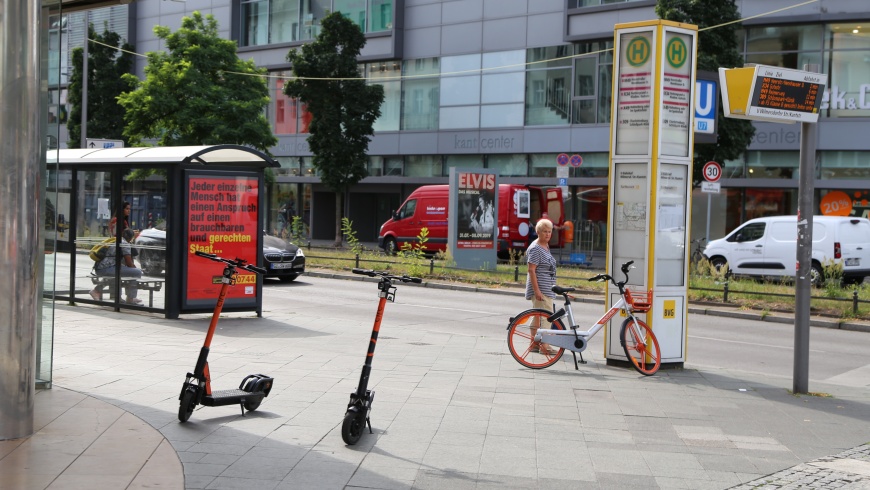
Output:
(202, 389), (264, 407)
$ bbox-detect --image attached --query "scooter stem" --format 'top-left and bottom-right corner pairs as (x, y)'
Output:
(356, 295), (388, 396)
(203, 268), (234, 349)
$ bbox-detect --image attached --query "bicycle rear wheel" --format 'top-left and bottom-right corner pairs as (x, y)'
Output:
(507, 309), (565, 369)
(619, 317), (661, 376)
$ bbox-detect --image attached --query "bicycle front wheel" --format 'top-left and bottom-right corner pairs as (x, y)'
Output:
(507, 309), (565, 369)
(619, 317), (661, 376)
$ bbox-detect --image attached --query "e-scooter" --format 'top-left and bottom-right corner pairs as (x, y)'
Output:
(341, 268), (421, 445)
(177, 251), (274, 423)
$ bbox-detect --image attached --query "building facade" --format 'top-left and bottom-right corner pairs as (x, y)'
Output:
(50, 0), (870, 249)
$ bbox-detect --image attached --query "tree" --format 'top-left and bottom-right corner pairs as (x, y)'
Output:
(656, 0), (755, 187)
(67, 23), (136, 148)
(284, 12), (384, 247)
(118, 12), (277, 152)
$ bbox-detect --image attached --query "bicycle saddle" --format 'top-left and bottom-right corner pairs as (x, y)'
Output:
(552, 285), (575, 295)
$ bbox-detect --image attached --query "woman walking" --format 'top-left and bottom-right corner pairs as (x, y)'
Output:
(525, 218), (558, 355)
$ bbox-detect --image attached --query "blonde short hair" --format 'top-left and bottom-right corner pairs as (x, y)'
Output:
(536, 218), (553, 234)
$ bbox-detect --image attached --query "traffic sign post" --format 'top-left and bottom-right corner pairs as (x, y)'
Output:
(720, 63), (828, 394)
(702, 160), (721, 245)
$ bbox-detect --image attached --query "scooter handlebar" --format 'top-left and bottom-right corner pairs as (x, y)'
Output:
(194, 251), (266, 274)
(352, 268), (422, 283)
(242, 264), (267, 275)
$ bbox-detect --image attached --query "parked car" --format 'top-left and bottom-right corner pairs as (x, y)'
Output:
(134, 227), (305, 282)
(703, 215), (870, 286)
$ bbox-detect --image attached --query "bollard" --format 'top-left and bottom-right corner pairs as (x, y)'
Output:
(723, 281), (729, 303)
(514, 266), (519, 282)
(854, 290), (859, 315)
(430, 259), (434, 274)
(355, 254), (360, 268)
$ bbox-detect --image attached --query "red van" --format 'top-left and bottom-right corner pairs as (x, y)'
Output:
(378, 184), (564, 257)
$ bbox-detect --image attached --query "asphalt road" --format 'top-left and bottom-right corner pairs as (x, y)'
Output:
(262, 274), (870, 390)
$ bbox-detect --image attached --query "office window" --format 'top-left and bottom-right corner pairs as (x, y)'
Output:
(241, 0), (269, 46)
(525, 46), (573, 126)
(401, 58), (440, 130)
(270, 0), (299, 43)
(530, 154), (558, 177)
(368, 62), (401, 131)
(443, 155), (483, 176)
(335, 0), (366, 31)
(369, 0), (393, 31)
(404, 155), (442, 177)
(487, 154), (527, 177)
(570, 41), (613, 125)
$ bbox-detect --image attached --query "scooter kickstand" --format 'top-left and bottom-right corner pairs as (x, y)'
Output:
(239, 401), (246, 417)
(366, 416), (373, 434)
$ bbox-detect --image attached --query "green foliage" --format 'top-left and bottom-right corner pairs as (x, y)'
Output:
(821, 258), (844, 297)
(656, 0), (755, 187)
(289, 215), (307, 244)
(284, 12), (384, 243)
(117, 12), (277, 151)
(341, 217), (364, 256)
(400, 227), (429, 261)
(67, 24), (136, 148)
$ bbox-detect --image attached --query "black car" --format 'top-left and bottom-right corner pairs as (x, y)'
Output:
(134, 227), (305, 282)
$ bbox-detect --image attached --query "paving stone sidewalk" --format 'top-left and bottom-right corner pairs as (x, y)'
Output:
(731, 444), (870, 489)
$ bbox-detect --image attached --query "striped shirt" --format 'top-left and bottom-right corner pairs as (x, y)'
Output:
(525, 241), (557, 300)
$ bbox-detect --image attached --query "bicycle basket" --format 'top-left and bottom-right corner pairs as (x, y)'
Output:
(625, 289), (652, 312)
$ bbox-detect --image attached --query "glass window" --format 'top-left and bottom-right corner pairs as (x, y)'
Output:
(570, 41), (613, 125)
(746, 25), (823, 53)
(745, 52), (821, 70)
(487, 154), (527, 177)
(820, 151), (870, 179)
(301, 0), (330, 40)
(481, 72), (525, 103)
(481, 103), (524, 127)
(822, 49), (870, 118)
(274, 76), (298, 134)
(443, 155), (483, 176)
(368, 62), (401, 131)
(384, 156), (403, 176)
(401, 58), (440, 130)
(572, 152), (609, 178)
(527, 45), (573, 68)
(530, 154), (558, 177)
(826, 23), (870, 50)
(525, 68), (571, 126)
(274, 156), (302, 176)
(241, 0), (269, 46)
(574, 56), (596, 97)
(369, 0), (393, 31)
(335, 0), (367, 31)
(746, 151), (799, 179)
(404, 155), (441, 177)
(440, 76), (481, 106)
(270, 0), (299, 43)
(728, 222), (765, 242)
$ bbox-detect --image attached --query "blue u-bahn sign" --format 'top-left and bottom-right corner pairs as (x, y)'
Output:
(695, 79), (717, 134)
(693, 72), (719, 144)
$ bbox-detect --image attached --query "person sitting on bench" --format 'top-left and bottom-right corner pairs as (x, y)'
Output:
(90, 228), (143, 304)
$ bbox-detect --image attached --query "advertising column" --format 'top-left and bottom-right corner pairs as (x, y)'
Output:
(607, 20), (697, 368)
(184, 172), (261, 310)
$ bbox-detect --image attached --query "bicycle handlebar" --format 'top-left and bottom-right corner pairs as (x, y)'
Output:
(352, 268), (423, 283)
(585, 260), (635, 288)
(195, 251), (267, 275)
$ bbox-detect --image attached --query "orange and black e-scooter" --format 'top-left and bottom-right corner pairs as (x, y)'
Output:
(341, 268), (421, 445)
(178, 251), (274, 423)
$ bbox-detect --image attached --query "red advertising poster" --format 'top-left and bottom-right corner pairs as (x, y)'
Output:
(186, 175), (259, 302)
(457, 172), (496, 249)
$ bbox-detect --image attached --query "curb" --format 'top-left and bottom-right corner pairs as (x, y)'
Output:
(303, 270), (870, 333)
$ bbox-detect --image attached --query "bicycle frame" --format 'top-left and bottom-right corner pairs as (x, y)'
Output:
(535, 294), (634, 351)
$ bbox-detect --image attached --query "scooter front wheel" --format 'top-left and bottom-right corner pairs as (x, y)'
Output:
(341, 411), (366, 445)
(178, 386), (197, 423)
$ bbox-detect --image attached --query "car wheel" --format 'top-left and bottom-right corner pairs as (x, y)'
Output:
(278, 274), (298, 283)
(384, 237), (398, 255)
(710, 256), (728, 273)
(810, 262), (824, 287)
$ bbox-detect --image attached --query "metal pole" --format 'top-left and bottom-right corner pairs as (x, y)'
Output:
(793, 64), (820, 394)
(0, 0), (39, 439)
(80, 12), (88, 148)
(705, 193), (711, 243)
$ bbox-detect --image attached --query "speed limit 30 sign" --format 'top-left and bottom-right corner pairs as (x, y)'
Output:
(703, 161), (722, 182)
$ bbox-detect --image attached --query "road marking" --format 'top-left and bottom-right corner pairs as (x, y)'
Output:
(689, 335), (825, 353)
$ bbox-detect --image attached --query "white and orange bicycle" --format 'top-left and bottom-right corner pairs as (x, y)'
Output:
(506, 260), (661, 376)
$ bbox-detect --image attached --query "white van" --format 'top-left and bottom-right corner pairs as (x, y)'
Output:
(703, 215), (870, 285)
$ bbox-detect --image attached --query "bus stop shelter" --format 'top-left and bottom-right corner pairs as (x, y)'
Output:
(46, 145), (278, 319)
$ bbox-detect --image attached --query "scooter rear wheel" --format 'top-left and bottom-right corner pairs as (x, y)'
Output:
(341, 411), (366, 445)
(178, 386), (197, 423)
(243, 399), (261, 412)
